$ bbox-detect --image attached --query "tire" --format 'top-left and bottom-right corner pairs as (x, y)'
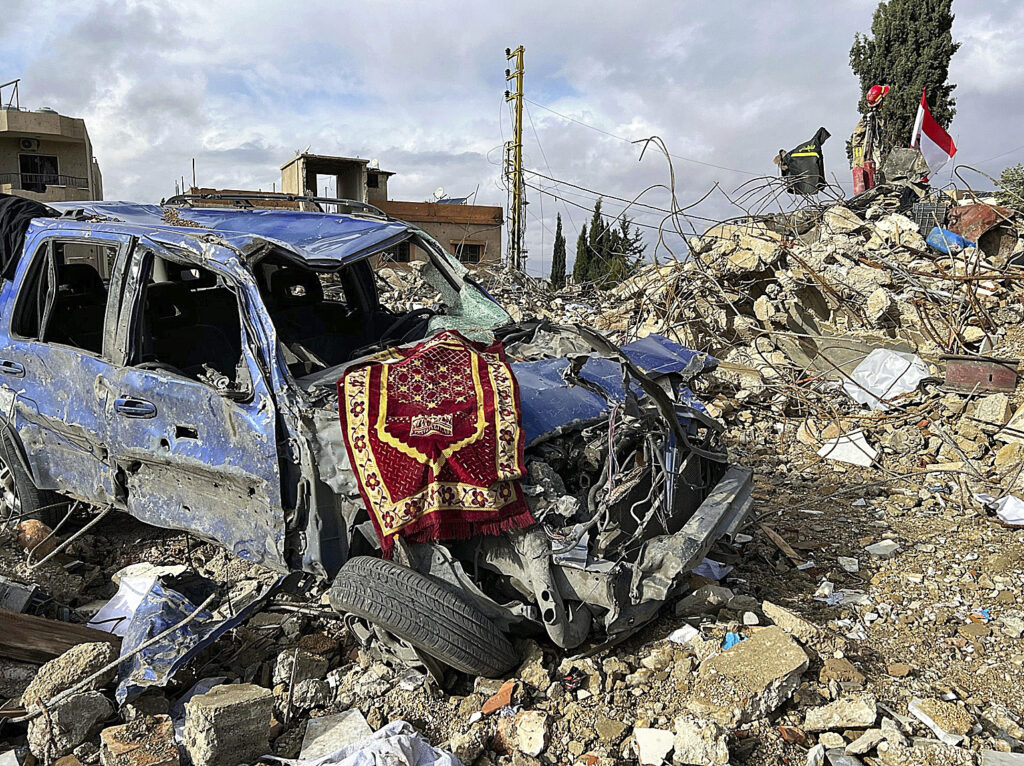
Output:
(328, 556), (519, 677)
(0, 434), (64, 528)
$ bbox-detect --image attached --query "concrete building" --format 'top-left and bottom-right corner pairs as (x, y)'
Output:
(220, 152), (502, 267)
(0, 105), (103, 202)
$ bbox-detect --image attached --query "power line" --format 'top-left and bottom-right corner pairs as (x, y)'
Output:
(524, 97), (760, 177)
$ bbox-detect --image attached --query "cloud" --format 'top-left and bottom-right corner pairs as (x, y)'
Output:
(3, 0), (1020, 274)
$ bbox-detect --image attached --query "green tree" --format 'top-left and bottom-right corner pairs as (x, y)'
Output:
(577, 198), (644, 288)
(549, 213), (567, 289)
(996, 163), (1024, 211)
(572, 223), (589, 284)
(850, 0), (960, 152)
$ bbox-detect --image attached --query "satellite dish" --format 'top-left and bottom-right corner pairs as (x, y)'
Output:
(433, 187), (446, 200)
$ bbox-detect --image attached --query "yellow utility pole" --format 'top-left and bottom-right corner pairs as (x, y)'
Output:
(505, 46), (526, 271)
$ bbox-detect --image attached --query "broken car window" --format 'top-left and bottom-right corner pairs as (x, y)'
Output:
(132, 255), (251, 395)
(12, 239), (116, 354)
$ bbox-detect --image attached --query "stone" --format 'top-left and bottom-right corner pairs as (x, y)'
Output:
(272, 649), (329, 687)
(880, 717), (909, 747)
(99, 715), (179, 766)
(846, 728), (884, 755)
(866, 288), (897, 325)
(761, 600), (820, 644)
(982, 753), (1024, 765)
(803, 694), (877, 731)
(594, 715), (627, 744)
(516, 640), (550, 691)
(450, 726), (489, 764)
(805, 744), (824, 766)
(838, 556), (859, 573)
(482, 679), (521, 714)
(633, 728), (674, 766)
(183, 684), (274, 766)
(28, 691), (114, 762)
(887, 663), (912, 678)
(865, 539), (900, 559)
(689, 626), (808, 726)
(980, 705), (1024, 741)
(299, 710), (372, 759)
(876, 739), (976, 766)
(21, 642), (119, 708)
(908, 698), (974, 745)
(512, 711), (548, 757)
(291, 678), (330, 710)
(674, 584), (734, 617)
(122, 693), (170, 723)
(672, 715), (729, 765)
(818, 658), (865, 687)
(819, 732), (845, 749)
(15, 519), (57, 557)
(973, 393), (1013, 427)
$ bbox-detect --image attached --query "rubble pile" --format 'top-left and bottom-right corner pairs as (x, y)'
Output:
(2, 191), (1024, 766)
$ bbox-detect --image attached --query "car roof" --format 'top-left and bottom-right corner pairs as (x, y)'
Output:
(42, 201), (415, 267)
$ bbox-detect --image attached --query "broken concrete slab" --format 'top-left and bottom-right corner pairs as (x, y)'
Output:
(672, 714), (729, 765)
(298, 709), (372, 760)
(908, 697), (974, 746)
(689, 626), (808, 726)
(183, 684), (273, 766)
(673, 584), (734, 618)
(21, 641), (119, 707)
(633, 728), (674, 766)
(845, 728), (883, 755)
(99, 715), (179, 766)
(864, 540), (900, 559)
(272, 649), (329, 687)
(762, 600), (821, 644)
(803, 694), (877, 731)
(28, 691), (114, 762)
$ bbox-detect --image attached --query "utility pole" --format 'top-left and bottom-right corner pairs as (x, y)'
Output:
(504, 46), (526, 271)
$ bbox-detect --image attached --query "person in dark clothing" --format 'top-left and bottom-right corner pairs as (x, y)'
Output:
(0, 193), (55, 279)
(776, 127), (831, 195)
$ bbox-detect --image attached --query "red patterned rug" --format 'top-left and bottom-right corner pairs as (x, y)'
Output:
(338, 330), (534, 556)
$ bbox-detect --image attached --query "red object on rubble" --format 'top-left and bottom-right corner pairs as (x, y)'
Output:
(337, 330), (534, 557)
(852, 160), (876, 195)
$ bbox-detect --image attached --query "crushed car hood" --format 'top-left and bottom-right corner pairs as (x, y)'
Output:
(512, 334), (716, 446)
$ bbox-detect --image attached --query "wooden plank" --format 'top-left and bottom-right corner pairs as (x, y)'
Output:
(0, 609), (120, 664)
(760, 524), (806, 566)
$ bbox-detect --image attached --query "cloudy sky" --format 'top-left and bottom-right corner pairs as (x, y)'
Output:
(3, 0), (1022, 275)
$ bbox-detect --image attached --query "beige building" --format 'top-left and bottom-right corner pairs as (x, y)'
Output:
(278, 153), (502, 266)
(0, 105), (103, 202)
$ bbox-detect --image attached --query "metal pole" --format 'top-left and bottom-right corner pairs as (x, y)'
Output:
(505, 46), (526, 271)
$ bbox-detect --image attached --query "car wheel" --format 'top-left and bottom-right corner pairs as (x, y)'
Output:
(328, 556), (519, 678)
(0, 436), (64, 528)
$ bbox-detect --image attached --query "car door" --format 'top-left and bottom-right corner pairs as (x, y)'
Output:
(0, 229), (133, 506)
(104, 243), (288, 570)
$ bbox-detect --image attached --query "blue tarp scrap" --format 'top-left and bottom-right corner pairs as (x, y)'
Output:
(116, 578), (281, 703)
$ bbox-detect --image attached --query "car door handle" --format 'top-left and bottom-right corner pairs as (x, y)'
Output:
(114, 397), (157, 418)
(0, 360), (25, 377)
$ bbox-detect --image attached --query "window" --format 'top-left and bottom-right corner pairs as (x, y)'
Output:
(366, 173), (379, 189)
(451, 242), (483, 264)
(12, 240), (115, 353)
(19, 154), (59, 193)
(381, 242), (411, 263)
(134, 255), (250, 395)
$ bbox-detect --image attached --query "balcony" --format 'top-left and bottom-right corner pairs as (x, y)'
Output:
(0, 172), (90, 193)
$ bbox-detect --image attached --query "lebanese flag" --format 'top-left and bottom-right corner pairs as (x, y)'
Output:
(911, 88), (956, 175)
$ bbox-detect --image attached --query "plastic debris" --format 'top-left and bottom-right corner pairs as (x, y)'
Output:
(842, 349), (929, 411)
(817, 430), (878, 467)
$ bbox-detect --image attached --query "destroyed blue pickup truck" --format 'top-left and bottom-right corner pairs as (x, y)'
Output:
(0, 192), (751, 678)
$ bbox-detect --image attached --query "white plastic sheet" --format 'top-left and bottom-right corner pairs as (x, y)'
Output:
(842, 348), (929, 411)
(87, 574), (159, 637)
(265, 721), (463, 766)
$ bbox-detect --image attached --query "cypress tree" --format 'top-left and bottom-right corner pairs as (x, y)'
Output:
(587, 199), (607, 283)
(850, 0), (960, 152)
(549, 213), (566, 289)
(572, 223), (589, 284)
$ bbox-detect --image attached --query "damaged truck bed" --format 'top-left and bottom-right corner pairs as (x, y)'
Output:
(0, 193), (751, 678)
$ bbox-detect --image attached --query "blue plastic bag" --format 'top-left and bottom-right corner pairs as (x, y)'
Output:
(926, 227), (975, 255)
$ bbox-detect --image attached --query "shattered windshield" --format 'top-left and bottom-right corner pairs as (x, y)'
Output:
(375, 231), (510, 335)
